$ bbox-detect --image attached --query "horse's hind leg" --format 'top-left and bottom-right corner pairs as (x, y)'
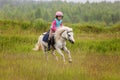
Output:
(63, 47), (72, 63)
(43, 47), (48, 61)
(51, 50), (58, 61)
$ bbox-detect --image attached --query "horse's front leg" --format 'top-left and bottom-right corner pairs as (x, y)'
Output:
(63, 47), (72, 63)
(56, 48), (65, 63)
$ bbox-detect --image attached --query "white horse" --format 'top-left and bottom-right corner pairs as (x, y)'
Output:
(33, 26), (75, 63)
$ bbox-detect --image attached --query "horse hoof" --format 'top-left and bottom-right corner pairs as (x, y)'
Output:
(69, 60), (72, 63)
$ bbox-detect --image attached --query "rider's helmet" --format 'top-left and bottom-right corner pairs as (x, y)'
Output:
(56, 11), (63, 18)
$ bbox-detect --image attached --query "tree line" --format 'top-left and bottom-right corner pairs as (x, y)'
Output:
(0, 0), (120, 25)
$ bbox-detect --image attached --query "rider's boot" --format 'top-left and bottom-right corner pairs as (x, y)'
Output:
(47, 39), (51, 51)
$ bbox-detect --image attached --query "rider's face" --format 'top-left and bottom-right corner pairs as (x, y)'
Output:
(57, 16), (62, 20)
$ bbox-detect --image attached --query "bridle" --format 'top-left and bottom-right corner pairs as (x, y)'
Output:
(61, 30), (73, 40)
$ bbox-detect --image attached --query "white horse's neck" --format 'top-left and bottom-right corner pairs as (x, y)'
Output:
(54, 26), (72, 42)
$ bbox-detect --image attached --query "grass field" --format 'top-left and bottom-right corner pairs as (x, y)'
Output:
(0, 21), (120, 80)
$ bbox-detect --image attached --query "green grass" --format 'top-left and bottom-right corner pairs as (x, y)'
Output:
(0, 20), (120, 80)
(0, 53), (91, 80)
(0, 51), (120, 80)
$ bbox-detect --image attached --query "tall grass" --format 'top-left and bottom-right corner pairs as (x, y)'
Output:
(0, 20), (120, 80)
(68, 39), (120, 55)
(0, 20), (120, 55)
(0, 33), (120, 55)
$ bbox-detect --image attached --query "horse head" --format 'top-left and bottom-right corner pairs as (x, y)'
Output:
(61, 27), (75, 44)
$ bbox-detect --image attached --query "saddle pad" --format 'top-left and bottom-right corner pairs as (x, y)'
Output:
(43, 31), (49, 42)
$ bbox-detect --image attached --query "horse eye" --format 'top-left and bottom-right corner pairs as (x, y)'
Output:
(68, 34), (71, 37)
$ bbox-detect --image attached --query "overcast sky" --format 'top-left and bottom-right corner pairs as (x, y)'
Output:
(35, 0), (119, 3)
(65, 0), (119, 3)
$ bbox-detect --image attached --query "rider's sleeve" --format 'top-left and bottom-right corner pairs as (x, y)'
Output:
(51, 20), (56, 32)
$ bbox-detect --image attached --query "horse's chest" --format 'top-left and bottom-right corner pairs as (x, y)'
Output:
(56, 41), (66, 49)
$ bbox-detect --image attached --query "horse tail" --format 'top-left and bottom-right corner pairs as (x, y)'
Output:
(33, 35), (43, 51)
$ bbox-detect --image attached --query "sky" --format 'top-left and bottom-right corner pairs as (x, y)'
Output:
(66, 0), (120, 3)
(64, 0), (119, 3)
(34, 0), (119, 3)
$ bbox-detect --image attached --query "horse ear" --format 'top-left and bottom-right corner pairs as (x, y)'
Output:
(69, 28), (73, 31)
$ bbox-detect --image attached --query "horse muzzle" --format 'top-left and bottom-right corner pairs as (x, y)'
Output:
(69, 39), (75, 44)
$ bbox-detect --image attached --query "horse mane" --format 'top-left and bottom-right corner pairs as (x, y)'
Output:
(55, 26), (73, 41)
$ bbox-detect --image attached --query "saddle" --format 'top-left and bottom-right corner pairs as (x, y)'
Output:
(43, 31), (55, 47)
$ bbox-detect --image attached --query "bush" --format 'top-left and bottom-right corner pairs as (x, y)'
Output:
(109, 22), (120, 32)
(32, 19), (49, 32)
(66, 23), (104, 33)
(80, 25), (104, 33)
(20, 22), (30, 30)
